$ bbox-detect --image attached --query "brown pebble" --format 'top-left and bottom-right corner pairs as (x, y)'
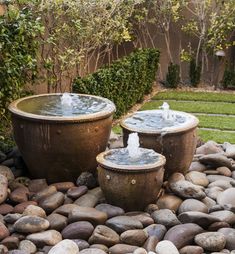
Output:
(0, 204), (14, 215)
(13, 201), (37, 214)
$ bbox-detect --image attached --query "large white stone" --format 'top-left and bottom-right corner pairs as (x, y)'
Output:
(48, 239), (79, 254)
(155, 240), (179, 254)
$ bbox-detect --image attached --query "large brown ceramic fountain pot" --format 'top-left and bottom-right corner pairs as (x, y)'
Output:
(97, 149), (166, 211)
(9, 93), (115, 183)
(121, 110), (199, 178)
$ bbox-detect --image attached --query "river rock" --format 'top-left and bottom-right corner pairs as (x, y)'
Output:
(39, 192), (64, 213)
(95, 204), (125, 218)
(14, 216), (50, 233)
(216, 166), (232, 176)
(178, 199), (208, 214)
(169, 180), (206, 200)
(109, 243), (138, 254)
(51, 182), (75, 192)
(19, 240), (37, 254)
(74, 193), (99, 207)
(48, 239), (79, 254)
(178, 211), (220, 228)
(179, 245), (203, 254)
(80, 249), (106, 254)
(13, 201), (37, 214)
(194, 232), (226, 252)
(199, 154), (232, 169)
(163, 223), (204, 249)
(185, 171), (209, 187)
(208, 180), (232, 189)
(196, 141), (223, 155)
(61, 221), (94, 240)
(72, 239), (89, 250)
(53, 204), (79, 216)
(22, 205), (46, 218)
(144, 224), (167, 240)
(0, 222), (10, 240)
(156, 194), (182, 212)
(207, 175), (234, 183)
(68, 206), (107, 225)
(33, 186), (57, 202)
(217, 188), (235, 206)
(126, 212), (154, 227)
(67, 186), (88, 199)
(76, 172), (97, 189)
(210, 210), (235, 225)
(188, 161), (206, 172)
(120, 229), (147, 246)
(0, 165), (14, 181)
(223, 142), (235, 159)
(1, 236), (19, 249)
(47, 213), (67, 231)
(28, 179), (48, 193)
(88, 225), (119, 247)
(0, 174), (8, 204)
(208, 221), (230, 231)
(201, 196), (216, 209)
(143, 236), (158, 252)
(9, 187), (29, 203)
(0, 204), (14, 215)
(26, 230), (62, 247)
(151, 209), (180, 228)
(155, 240), (179, 254)
(106, 216), (143, 234)
(0, 244), (8, 253)
(205, 186), (224, 200)
(4, 213), (22, 224)
(218, 228), (235, 251)
(133, 248), (148, 254)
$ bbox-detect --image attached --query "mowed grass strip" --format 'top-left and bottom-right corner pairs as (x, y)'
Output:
(152, 91), (235, 103)
(198, 115), (235, 131)
(140, 100), (235, 115)
(198, 129), (235, 144)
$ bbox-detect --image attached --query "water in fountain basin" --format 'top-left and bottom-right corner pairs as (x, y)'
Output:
(105, 133), (159, 165)
(24, 94), (113, 117)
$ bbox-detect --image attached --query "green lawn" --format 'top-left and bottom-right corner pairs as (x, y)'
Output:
(153, 91), (235, 103)
(198, 129), (235, 144)
(140, 100), (235, 115)
(198, 115), (235, 131)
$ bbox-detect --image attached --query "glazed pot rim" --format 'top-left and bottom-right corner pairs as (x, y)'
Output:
(120, 109), (199, 134)
(8, 93), (116, 122)
(96, 148), (166, 172)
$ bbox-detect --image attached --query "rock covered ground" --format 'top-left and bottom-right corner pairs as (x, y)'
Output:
(0, 136), (235, 253)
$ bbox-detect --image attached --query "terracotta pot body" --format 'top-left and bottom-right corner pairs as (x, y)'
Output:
(9, 93), (115, 183)
(97, 150), (166, 211)
(121, 110), (199, 178)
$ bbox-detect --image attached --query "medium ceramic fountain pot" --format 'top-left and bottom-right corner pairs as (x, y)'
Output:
(9, 93), (116, 183)
(96, 148), (166, 211)
(120, 110), (199, 178)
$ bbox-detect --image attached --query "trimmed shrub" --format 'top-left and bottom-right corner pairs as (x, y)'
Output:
(189, 58), (201, 87)
(165, 62), (180, 88)
(221, 64), (235, 89)
(73, 48), (160, 117)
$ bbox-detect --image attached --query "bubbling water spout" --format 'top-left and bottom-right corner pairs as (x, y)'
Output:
(160, 102), (175, 123)
(127, 133), (141, 159)
(61, 93), (73, 115)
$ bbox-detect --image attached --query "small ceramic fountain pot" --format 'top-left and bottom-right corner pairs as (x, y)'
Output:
(9, 93), (115, 183)
(96, 134), (166, 211)
(120, 104), (199, 178)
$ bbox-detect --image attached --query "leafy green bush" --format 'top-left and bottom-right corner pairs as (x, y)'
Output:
(222, 64), (235, 89)
(189, 58), (201, 87)
(166, 62), (180, 88)
(0, 3), (43, 118)
(73, 48), (160, 117)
